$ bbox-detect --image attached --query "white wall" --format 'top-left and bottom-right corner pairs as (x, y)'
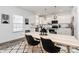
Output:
(76, 6), (79, 40)
(0, 6), (35, 43)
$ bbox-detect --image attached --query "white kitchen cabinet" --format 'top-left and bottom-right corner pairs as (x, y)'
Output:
(57, 28), (71, 35)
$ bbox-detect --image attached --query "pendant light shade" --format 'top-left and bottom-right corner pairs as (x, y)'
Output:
(54, 6), (57, 19)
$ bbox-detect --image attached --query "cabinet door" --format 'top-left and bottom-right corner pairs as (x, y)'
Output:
(57, 28), (71, 35)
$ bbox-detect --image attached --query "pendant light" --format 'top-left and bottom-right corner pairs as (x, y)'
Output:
(54, 6), (57, 19)
(39, 8), (47, 20)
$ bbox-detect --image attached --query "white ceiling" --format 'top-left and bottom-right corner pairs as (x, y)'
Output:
(19, 6), (73, 15)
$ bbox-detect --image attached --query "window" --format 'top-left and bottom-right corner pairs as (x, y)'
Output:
(13, 15), (23, 32)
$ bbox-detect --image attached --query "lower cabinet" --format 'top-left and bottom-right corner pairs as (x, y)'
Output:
(57, 28), (71, 35)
